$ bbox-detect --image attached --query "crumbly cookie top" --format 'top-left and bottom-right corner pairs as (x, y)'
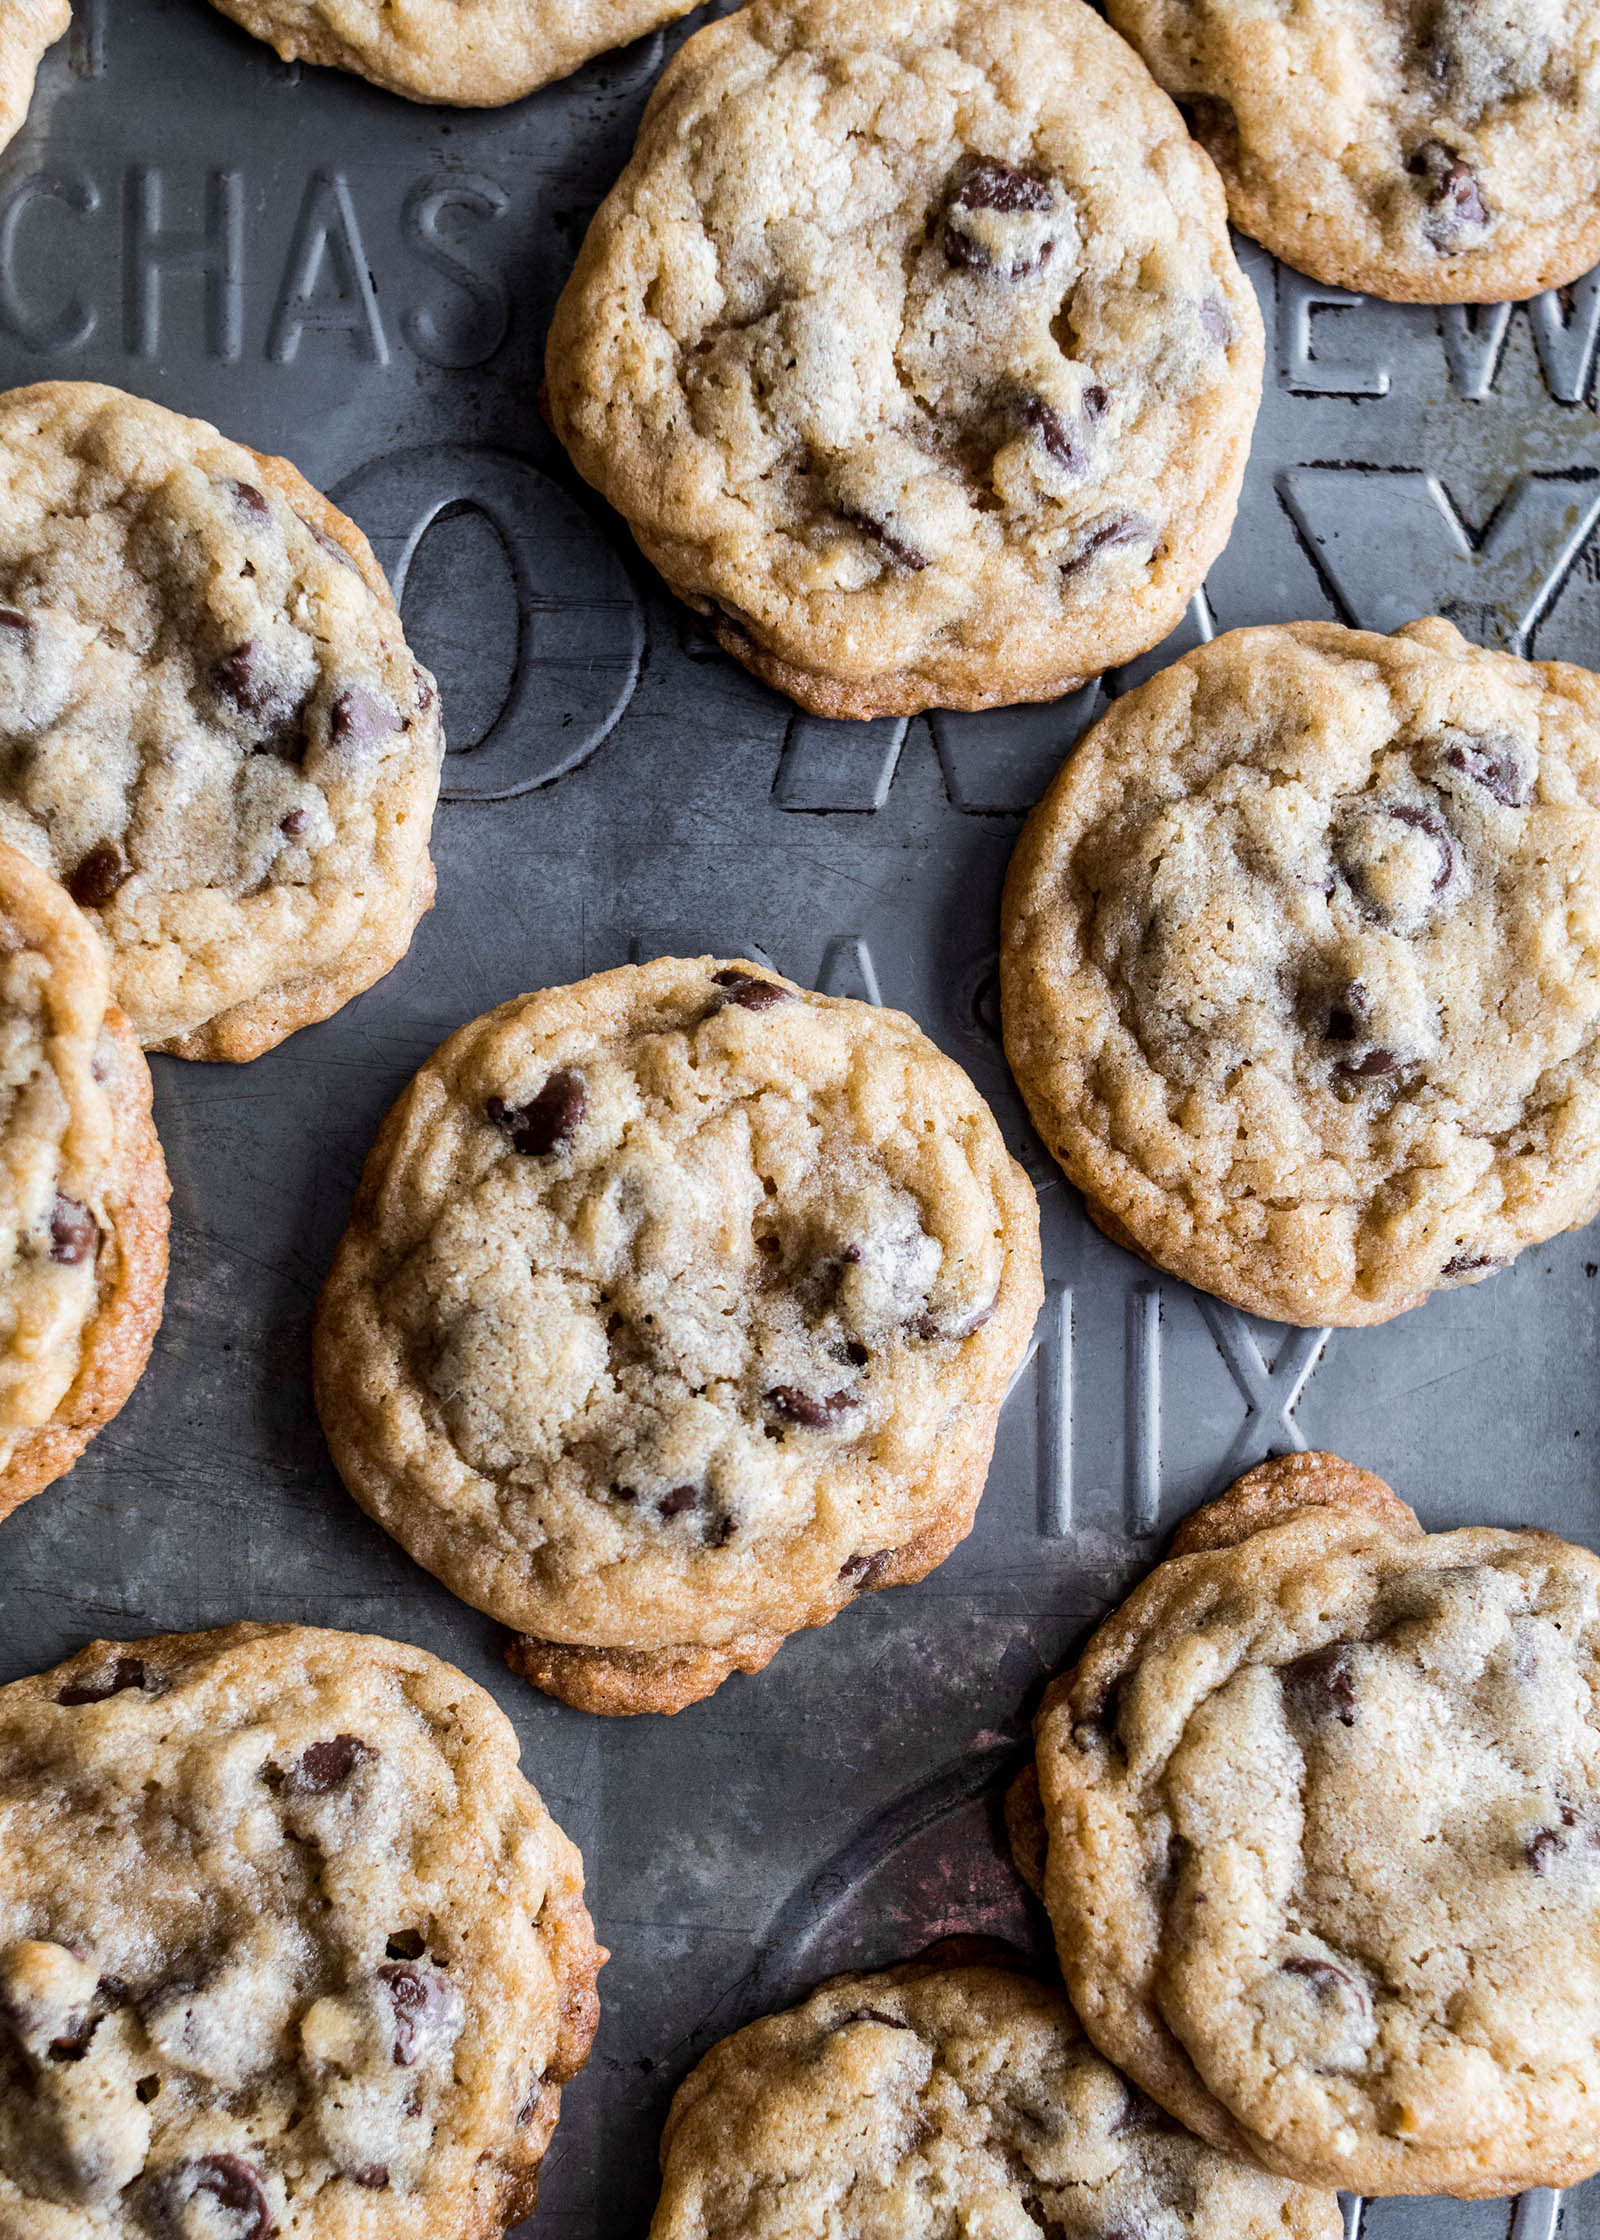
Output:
(0, 842), (116, 1471)
(545, 0), (1262, 709)
(1036, 1506), (1600, 2194)
(0, 1624), (599, 2239)
(0, 0), (67, 153)
(1002, 618), (1600, 1324)
(1106, 0), (1600, 299)
(652, 1961), (1341, 2238)
(318, 957), (1040, 1650)
(0, 383), (441, 1055)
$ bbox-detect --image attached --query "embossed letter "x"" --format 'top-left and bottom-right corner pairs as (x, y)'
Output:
(1196, 1299), (1331, 1489)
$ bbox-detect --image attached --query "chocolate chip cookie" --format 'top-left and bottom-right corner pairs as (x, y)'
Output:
(1031, 1451), (1600, 2197)
(651, 1947), (1342, 2238)
(0, 840), (167, 1524)
(206, 0), (700, 104)
(1105, 0), (1600, 302)
(313, 956), (1043, 1714)
(0, 0), (67, 153)
(0, 1622), (602, 2232)
(1002, 617), (1600, 1326)
(0, 383), (443, 1062)
(544, 0), (1263, 719)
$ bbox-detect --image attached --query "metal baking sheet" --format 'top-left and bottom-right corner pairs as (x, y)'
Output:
(3, 5), (1600, 2234)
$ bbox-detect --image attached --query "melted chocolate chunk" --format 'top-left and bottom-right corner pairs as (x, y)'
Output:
(839, 506), (928, 572)
(47, 2011), (98, 2061)
(280, 807), (310, 838)
(1524, 1802), (1600, 1873)
(912, 1299), (996, 1342)
(1388, 802), (1456, 892)
(1442, 734), (1530, 808)
(1020, 396), (1085, 473)
(943, 159), (1055, 277)
(49, 1195), (98, 1267)
(839, 1546), (899, 1590)
(350, 2165), (390, 2190)
(657, 1486), (697, 1519)
(286, 1733), (371, 1796)
(1342, 1048), (1397, 1079)
(1060, 515), (1152, 578)
(225, 479), (272, 525)
(1408, 141), (1490, 238)
(67, 841), (130, 909)
(0, 606), (35, 647)
(209, 642), (308, 751)
(57, 1657), (146, 1706)
(329, 687), (404, 754)
(486, 1069), (586, 1157)
(148, 2153), (274, 2240)
(1082, 385), (1109, 420)
(713, 968), (792, 1011)
(1440, 1251), (1500, 1279)
(376, 1962), (454, 2067)
(518, 2082), (545, 2126)
(1282, 1954), (1364, 2004)
(766, 1384), (857, 1428)
(837, 2006), (916, 2030)
(413, 667), (438, 714)
(1283, 1643), (1358, 1727)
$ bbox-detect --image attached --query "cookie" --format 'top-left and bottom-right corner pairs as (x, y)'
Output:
(313, 955), (1043, 1715)
(0, 840), (167, 1524)
(1001, 617), (1600, 1327)
(205, 0), (701, 105)
(1031, 1452), (1600, 2197)
(0, 382), (443, 1062)
(650, 1948), (1342, 2238)
(0, 0), (66, 153)
(1104, 0), (1600, 303)
(544, 0), (1263, 720)
(0, 1622), (602, 2233)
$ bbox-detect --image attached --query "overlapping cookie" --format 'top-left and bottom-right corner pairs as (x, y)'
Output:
(0, 1622), (601, 2232)
(0, 840), (167, 1522)
(1104, 0), (1600, 302)
(546, 0), (1263, 717)
(652, 1948), (1342, 2237)
(314, 956), (1042, 1712)
(1002, 617), (1600, 1325)
(1030, 1451), (1600, 2196)
(0, 383), (443, 1062)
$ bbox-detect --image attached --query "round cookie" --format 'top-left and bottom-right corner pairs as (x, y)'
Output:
(650, 1949), (1342, 2238)
(1001, 617), (1600, 1327)
(0, 382), (444, 1062)
(0, 0), (67, 154)
(544, 0), (1264, 720)
(0, 1622), (602, 2234)
(314, 956), (1043, 1715)
(1103, 0), (1600, 303)
(0, 840), (167, 1523)
(205, 0), (702, 105)
(1031, 1452), (1600, 2197)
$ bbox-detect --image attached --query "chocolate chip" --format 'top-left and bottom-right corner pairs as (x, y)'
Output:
(57, 1657), (145, 1706)
(226, 479), (272, 525)
(147, 2153), (274, 2240)
(1408, 141), (1490, 239)
(414, 667), (437, 713)
(1020, 396), (1085, 474)
(67, 841), (129, 909)
(765, 1385), (857, 1428)
(943, 159), (1055, 278)
(1061, 515), (1152, 578)
(1389, 802), (1457, 892)
(1082, 385), (1109, 419)
(1282, 1955), (1361, 2000)
(49, 1195), (98, 1266)
(1283, 1644), (1358, 1726)
(286, 1734), (370, 1796)
(911, 1300), (996, 1342)
(657, 1486), (697, 1518)
(518, 2083), (545, 2126)
(839, 506), (928, 572)
(47, 2011), (97, 2061)
(838, 2006), (915, 2030)
(1525, 1802), (1600, 1872)
(280, 808), (309, 838)
(1526, 1826), (1562, 1873)
(1342, 1048), (1397, 1079)
(329, 687), (404, 754)
(302, 516), (362, 575)
(376, 1962), (455, 2067)
(350, 2166), (389, 2190)
(713, 968), (792, 1011)
(1199, 299), (1232, 347)
(839, 1547), (898, 1590)
(386, 1930), (427, 1961)
(1442, 735), (1530, 808)
(486, 1070), (586, 1157)
(1440, 1251), (1499, 1279)
(0, 606), (35, 647)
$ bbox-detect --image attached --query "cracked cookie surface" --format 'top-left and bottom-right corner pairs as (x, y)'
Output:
(0, 0), (66, 153)
(0, 840), (167, 1522)
(205, 0), (701, 105)
(1105, 0), (1600, 301)
(314, 956), (1042, 1714)
(1032, 1455), (1600, 2197)
(652, 1952), (1341, 2239)
(544, 0), (1263, 718)
(0, 383), (443, 1061)
(1001, 618), (1600, 1326)
(0, 1623), (601, 2238)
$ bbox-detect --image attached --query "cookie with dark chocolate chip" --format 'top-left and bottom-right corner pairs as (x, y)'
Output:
(1001, 617), (1600, 1326)
(0, 841), (167, 1523)
(1105, 0), (1600, 301)
(0, 382), (444, 1060)
(313, 955), (1042, 1714)
(1029, 1452), (1600, 2197)
(544, 0), (1263, 719)
(649, 1951), (1342, 2239)
(0, 1623), (602, 2233)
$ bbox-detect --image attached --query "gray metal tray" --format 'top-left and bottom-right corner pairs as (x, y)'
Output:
(2, 6), (1598, 2234)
